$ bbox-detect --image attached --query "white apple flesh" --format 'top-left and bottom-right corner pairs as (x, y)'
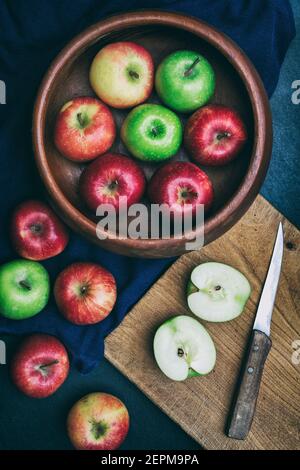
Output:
(187, 262), (251, 322)
(153, 315), (216, 381)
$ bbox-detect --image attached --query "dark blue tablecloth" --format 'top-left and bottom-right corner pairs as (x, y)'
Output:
(0, 0), (295, 373)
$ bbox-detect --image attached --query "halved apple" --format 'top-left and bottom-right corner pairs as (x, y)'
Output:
(153, 315), (216, 381)
(187, 262), (251, 322)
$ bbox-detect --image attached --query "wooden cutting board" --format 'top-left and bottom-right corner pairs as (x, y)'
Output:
(105, 195), (300, 450)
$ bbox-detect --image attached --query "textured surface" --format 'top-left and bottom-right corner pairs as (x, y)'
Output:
(106, 195), (300, 450)
(262, 1), (300, 227)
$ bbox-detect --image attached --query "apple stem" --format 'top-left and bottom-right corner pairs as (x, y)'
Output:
(129, 70), (139, 80)
(77, 112), (85, 128)
(39, 360), (59, 370)
(216, 132), (231, 141)
(19, 280), (31, 291)
(108, 180), (118, 191)
(80, 285), (87, 295)
(184, 57), (201, 77)
(214, 285), (222, 291)
(30, 223), (42, 234)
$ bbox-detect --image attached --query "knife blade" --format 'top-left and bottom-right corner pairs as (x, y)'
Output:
(227, 222), (284, 440)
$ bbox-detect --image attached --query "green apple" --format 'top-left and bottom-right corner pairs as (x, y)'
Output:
(121, 104), (182, 162)
(153, 315), (216, 381)
(155, 50), (215, 113)
(0, 260), (50, 320)
(187, 262), (251, 322)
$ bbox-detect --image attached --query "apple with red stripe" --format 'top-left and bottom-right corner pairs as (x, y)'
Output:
(184, 104), (247, 166)
(90, 41), (154, 109)
(11, 200), (68, 260)
(67, 392), (129, 450)
(148, 161), (214, 217)
(54, 96), (116, 161)
(54, 262), (117, 325)
(11, 334), (69, 398)
(79, 153), (146, 214)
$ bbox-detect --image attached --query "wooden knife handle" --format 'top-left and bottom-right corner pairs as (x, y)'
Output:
(227, 330), (272, 440)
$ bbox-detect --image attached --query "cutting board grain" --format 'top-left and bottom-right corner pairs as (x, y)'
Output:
(105, 195), (300, 450)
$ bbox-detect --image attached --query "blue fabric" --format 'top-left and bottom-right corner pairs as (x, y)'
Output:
(0, 1), (295, 373)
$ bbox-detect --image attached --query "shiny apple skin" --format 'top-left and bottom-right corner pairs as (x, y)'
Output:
(67, 392), (129, 450)
(11, 334), (69, 398)
(90, 41), (154, 109)
(54, 96), (116, 162)
(54, 262), (117, 325)
(79, 153), (146, 213)
(11, 200), (69, 260)
(184, 105), (247, 166)
(148, 161), (214, 216)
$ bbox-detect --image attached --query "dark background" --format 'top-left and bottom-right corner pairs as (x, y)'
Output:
(0, 0), (299, 450)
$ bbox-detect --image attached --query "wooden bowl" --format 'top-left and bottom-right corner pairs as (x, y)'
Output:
(33, 11), (272, 258)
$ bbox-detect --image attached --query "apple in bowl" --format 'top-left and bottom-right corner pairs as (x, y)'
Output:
(155, 50), (215, 113)
(67, 392), (129, 450)
(148, 161), (214, 216)
(121, 104), (182, 162)
(90, 41), (154, 108)
(54, 96), (116, 162)
(184, 105), (247, 166)
(79, 153), (146, 213)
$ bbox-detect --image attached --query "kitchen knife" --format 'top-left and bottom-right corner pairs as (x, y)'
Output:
(227, 222), (284, 440)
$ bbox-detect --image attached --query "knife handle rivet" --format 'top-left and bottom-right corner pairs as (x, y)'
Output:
(248, 366), (254, 374)
(253, 345), (259, 352)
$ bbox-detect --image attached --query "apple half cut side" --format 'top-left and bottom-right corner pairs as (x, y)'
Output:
(153, 315), (216, 381)
(187, 262), (251, 322)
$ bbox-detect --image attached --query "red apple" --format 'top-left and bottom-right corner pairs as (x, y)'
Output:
(90, 41), (154, 108)
(54, 262), (117, 325)
(79, 153), (146, 213)
(148, 161), (214, 216)
(184, 104), (247, 166)
(67, 392), (129, 450)
(11, 334), (69, 398)
(54, 96), (116, 161)
(11, 200), (69, 260)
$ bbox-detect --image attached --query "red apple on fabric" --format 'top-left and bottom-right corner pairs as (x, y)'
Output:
(184, 104), (247, 166)
(67, 392), (129, 450)
(90, 41), (154, 108)
(54, 96), (116, 161)
(148, 161), (214, 216)
(79, 153), (146, 213)
(54, 262), (117, 325)
(11, 200), (69, 260)
(11, 334), (69, 398)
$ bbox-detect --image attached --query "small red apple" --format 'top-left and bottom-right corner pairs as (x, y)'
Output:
(90, 41), (154, 108)
(54, 96), (116, 162)
(11, 334), (69, 398)
(148, 161), (214, 216)
(79, 153), (146, 213)
(11, 200), (69, 260)
(67, 392), (129, 450)
(184, 104), (247, 166)
(54, 262), (117, 325)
